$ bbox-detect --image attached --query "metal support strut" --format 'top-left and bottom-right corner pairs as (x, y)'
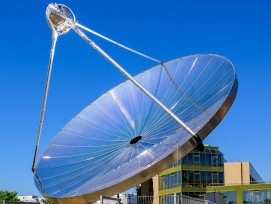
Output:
(71, 26), (204, 151)
(32, 31), (58, 173)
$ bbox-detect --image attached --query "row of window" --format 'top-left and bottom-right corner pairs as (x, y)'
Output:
(182, 170), (223, 187)
(170, 151), (224, 168)
(159, 171), (181, 190)
(159, 170), (224, 190)
(160, 189), (271, 204)
(243, 189), (271, 203)
(206, 190), (271, 204)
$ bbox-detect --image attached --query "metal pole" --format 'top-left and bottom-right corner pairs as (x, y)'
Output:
(174, 193), (177, 204)
(72, 26), (201, 144)
(32, 31), (58, 172)
(100, 195), (103, 204)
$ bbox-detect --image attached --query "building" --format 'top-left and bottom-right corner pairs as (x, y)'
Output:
(18, 195), (41, 203)
(93, 193), (137, 204)
(141, 145), (271, 204)
(224, 161), (263, 185)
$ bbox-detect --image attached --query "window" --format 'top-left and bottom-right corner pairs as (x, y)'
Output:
(188, 171), (194, 187)
(243, 189), (271, 203)
(200, 171), (207, 186)
(170, 172), (179, 188)
(218, 172), (224, 184)
(200, 152), (205, 165)
(211, 154), (218, 166)
(182, 170), (188, 186)
(206, 154), (211, 166)
(206, 172), (212, 185)
(194, 171), (200, 186)
(212, 172), (218, 184)
(218, 153), (224, 166)
(194, 153), (200, 165)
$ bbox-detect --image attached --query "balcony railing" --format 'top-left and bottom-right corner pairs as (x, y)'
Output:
(208, 181), (271, 186)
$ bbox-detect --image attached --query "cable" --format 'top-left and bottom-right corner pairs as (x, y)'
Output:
(76, 23), (162, 63)
(161, 62), (207, 111)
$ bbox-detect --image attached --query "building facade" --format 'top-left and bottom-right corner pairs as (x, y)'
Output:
(143, 145), (271, 204)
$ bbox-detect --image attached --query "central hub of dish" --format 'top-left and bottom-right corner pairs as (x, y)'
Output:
(46, 3), (75, 35)
(130, 136), (142, 144)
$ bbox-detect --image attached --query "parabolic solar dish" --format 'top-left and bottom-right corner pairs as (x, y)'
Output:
(35, 54), (238, 203)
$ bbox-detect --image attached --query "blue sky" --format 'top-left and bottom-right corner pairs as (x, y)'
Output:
(0, 0), (270, 196)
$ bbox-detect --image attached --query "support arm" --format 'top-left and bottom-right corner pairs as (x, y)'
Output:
(32, 31), (58, 172)
(72, 26), (203, 150)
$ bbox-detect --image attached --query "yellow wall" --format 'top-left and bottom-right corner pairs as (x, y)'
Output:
(224, 162), (250, 185)
(153, 175), (159, 204)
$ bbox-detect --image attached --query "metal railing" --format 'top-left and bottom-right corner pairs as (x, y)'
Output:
(177, 195), (214, 204)
(100, 194), (215, 204)
(208, 181), (271, 187)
